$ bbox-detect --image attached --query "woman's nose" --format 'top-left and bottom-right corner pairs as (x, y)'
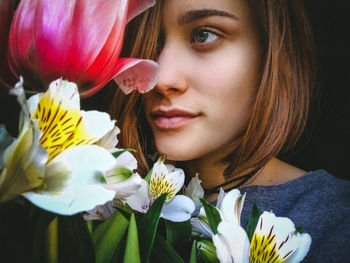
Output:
(155, 44), (189, 96)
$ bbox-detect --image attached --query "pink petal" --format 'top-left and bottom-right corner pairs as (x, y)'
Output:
(126, 0), (156, 23)
(34, 0), (127, 82)
(113, 58), (158, 95)
(79, 0), (128, 96)
(9, 0), (129, 90)
(8, 0), (38, 77)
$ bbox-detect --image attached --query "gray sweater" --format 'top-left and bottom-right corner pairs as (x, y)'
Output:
(239, 170), (350, 263)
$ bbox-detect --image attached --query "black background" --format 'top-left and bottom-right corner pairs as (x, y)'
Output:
(1, 0), (349, 180)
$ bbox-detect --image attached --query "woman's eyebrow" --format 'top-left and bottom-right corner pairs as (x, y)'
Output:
(177, 8), (239, 25)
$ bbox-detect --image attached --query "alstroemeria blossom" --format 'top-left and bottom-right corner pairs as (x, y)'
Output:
(126, 159), (195, 222)
(191, 188), (245, 238)
(184, 174), (204, 216)
(0, 78), (141, 215)
(8, 0), (158, 96)
(212, 211), (312, 263)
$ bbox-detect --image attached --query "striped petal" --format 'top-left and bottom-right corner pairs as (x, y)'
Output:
(149, 162), (184, 202)
(30, 79), (114, 159)
(249, 212), (311, 263)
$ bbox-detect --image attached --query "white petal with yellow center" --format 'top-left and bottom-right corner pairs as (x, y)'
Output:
(27, 79), (114, 160)
(149, 162), (184, 202)
(249, 212), (311, 263)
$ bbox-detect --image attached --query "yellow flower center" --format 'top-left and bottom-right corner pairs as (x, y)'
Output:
(149, 174), (177, 202)
(249, 225), (293, 263)
(33, 93), (97, 160)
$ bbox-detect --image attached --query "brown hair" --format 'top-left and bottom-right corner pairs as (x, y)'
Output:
(109, 0), (316, 178)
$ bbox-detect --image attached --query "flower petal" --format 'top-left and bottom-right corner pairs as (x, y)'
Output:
(0, 120), (48, 202)
(95, 125), (120, 150)
(216, 187), (227, 209)
(31, 79), (114, 159)
(84, 200), (116, 221)
(0, 125), (15, 170)
(285, 233), (311, 263)
(213, 221), (250, 263)
(125, 179), (151, 213)
(126, 0), (156, 23)
(149, 162), (185, 201)
(185, 174), (204, 202)
(80, 110), (115, 140)
(113, 58), (158, 94)
(110, 150), (138, 171)
(161, 195), (195, 222)
(23, 145), (116, 215)
(220, 189), (245, 224)
(191, 216), (213, 238)
(250, 211), (311, 263)
(109, 173), (142, 201)
(8, 0), (37, 79)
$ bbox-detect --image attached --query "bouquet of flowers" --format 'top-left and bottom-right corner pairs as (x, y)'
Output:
(0, 1), (311, 262)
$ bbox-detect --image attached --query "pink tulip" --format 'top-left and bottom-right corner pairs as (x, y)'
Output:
(8, 0), (158, 97)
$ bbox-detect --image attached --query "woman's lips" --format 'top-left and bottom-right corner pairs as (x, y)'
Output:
(151, 109), (199, 129)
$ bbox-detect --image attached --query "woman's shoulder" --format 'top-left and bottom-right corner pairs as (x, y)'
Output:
(242, 169), (349, 200)
(241, 169), (350, 221)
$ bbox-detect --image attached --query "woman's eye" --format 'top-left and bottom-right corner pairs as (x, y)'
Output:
(191, 29), (219, 45)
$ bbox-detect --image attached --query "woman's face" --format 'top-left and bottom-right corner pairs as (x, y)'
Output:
(143, 0), (263, 161)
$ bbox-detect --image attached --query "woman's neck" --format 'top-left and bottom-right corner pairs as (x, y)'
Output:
(183, 157), (307, 198)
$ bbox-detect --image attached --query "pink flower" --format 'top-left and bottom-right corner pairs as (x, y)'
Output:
(8, 0), (158, 97)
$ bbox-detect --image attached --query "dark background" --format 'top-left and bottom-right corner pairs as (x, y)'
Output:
(1, 0), (349, 180)
(282, 1), (350, 180)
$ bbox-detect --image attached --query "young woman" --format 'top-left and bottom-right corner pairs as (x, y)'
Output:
(110, 0), (350, 261)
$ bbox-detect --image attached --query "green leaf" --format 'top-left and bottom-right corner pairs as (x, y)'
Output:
(190, 241), (197, 263)
(57, 213), (95, 263)
(0, 200), (47, 263)
(93, 210), (129, 263)
(196, 240), (219, 263)
(28, 205), (56, 263)
(112, 148), (136, 159)
(139, 193), (167, 262)
(144, 167), (153, 184)
(200, 198), (222, 234)
(86, 220), (93, 234)
(246, 203), (261, 242)
(295, 226), (303, 234)
(165, 219), (192, 247)
(150, 234), (185, 263)
(123, 213), (140, 263)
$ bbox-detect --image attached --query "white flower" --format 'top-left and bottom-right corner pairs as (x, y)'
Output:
(125, 159), (195, 222)
(0, 78), (141, 215)
(184, 174), (204, 216)
(213, 211), (312, 263)
(191, 188), (245, 238)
